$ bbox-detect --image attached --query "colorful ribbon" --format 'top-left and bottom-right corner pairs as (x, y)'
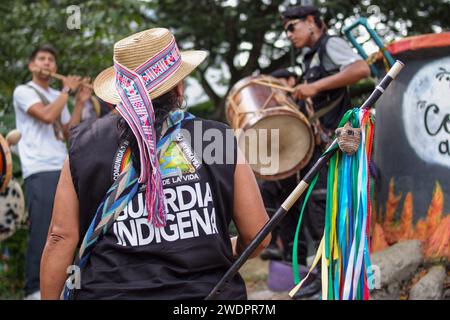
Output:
(290, 108), (375, 300)
(114, 37), (182, 227)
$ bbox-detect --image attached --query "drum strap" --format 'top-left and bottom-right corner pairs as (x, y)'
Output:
(308, 92), (345, 123)
(26, 85), (65, 141)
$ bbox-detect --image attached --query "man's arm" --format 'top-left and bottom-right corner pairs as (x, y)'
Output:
(63, 85), (92, 139)
(294, 60), (370, 100)
(27, 76), (81, 124)
(27, 93), (69, 124)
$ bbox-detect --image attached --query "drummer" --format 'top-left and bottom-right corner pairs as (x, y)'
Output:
(283, 5), (370, 130)
(280, 5), (370, 298)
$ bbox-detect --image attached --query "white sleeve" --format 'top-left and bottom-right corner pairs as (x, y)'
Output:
(326, 37), (363, 71)
(61, 105), (71, 125)
(13, 86), (42, 113)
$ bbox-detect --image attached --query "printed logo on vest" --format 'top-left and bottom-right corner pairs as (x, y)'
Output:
(159, 132), (201, 186)
(112, 132), (202, 186)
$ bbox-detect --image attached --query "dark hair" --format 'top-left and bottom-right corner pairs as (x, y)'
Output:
(270, 68), (297, 80)
(117, 87), (181, 174)
(312, 12), (326, 32)
(29, 45), (57, 62)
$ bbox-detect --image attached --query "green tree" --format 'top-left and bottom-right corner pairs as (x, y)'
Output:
(1, 0), (449, 126)
(152, 0), (449, 119)
(0, 0), (156, 135)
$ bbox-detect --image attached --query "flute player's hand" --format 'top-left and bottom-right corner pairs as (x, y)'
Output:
(62, 75), (82, 92)
(75, 83), (93, 105)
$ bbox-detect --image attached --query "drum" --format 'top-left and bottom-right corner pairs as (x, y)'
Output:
(0, 133), (12, 193)
(0, 179), (26, 242)
(226, 75), (314, 181)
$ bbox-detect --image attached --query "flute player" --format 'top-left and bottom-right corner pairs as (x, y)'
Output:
(12, 44), (91, 300)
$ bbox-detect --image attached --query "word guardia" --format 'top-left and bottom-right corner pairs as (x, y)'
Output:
(113, 182), (218, 247)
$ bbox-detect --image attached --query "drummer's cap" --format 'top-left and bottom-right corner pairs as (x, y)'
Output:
(282, 5), (320, 23)
(270, 69), (297, 80)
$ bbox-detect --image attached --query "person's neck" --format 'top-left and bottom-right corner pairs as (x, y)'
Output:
(31, 76), (50, 90)
(308, 31), (324, 48)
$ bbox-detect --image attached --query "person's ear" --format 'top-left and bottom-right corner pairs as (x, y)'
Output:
(175, 81), (185, 106)
(176, 81), (185, 98)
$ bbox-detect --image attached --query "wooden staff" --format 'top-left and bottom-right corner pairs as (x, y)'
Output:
(205, 60), (405, 300)
(31, 67), (93, 89)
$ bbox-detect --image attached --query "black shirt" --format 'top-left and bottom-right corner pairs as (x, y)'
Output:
(68, 113), (246, 300)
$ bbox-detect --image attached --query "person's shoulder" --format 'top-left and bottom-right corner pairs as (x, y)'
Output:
(13, 83), (41, 111)
(74, 112), (119, 137)
(48, 86), (61, 95)
(326, 36), (349, 45)
(69, 113), (119, 149)
(325, 36), (353, 51)
(192, 117), (233, 132)
(13, 82), (34, 97)
(93, 112), (121, 133)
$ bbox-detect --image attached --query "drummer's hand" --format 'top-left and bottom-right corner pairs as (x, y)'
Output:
(293, 83), (319, 100)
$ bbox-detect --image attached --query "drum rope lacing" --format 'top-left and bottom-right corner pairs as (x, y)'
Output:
(227, 76), (303, 129)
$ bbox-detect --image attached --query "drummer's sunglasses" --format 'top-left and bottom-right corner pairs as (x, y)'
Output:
(284, 19), (302, 33)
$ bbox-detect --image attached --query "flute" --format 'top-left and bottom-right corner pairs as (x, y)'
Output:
(31, 67), (93, 89)
(205, 60), (405, 300)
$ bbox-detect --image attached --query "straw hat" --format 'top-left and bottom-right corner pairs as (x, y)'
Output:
(93, 28), (207, 104)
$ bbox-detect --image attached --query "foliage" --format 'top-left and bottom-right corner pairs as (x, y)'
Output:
(0, 0), (156, 132)
(152, 0), (450, 118)
(1, 0), (449, 124)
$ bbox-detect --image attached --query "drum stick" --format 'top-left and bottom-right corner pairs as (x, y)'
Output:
(206, 60), (405, 300)
(251, 79), (295, 93)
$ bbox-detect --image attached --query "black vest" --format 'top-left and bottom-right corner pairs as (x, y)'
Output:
(68, 113), (247, 300)
(302, 34), (352, 130)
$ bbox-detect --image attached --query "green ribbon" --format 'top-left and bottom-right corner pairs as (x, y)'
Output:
(292, 173), (319, 284)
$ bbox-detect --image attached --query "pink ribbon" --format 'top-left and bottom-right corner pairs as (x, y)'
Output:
(114, 38), (182, 227)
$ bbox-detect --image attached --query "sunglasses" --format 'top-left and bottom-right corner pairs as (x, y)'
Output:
(284, 19), (302, 33)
